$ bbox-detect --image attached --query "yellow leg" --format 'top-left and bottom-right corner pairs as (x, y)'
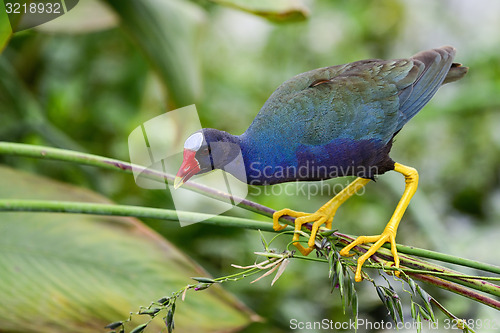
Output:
(273, 177), (371, 256)
(339, 163), (418, 282)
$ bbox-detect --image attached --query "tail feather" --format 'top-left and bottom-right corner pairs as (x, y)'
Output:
(396, 46), (466, 130)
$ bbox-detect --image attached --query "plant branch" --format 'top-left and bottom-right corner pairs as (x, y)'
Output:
(408, 272), (500, 311)
(0, 199), (286, 232)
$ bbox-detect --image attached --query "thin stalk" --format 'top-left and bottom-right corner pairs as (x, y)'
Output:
(0, 199), (287, 232)
(408, 273), (500, 311)
(2, 198), (497, 279)
(391, 243), (500, 275)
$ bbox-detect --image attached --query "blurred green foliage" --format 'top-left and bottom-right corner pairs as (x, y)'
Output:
(1, 0), (500, 332)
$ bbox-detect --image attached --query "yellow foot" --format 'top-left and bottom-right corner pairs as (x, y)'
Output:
(272, 177), (371, 257)
(340, 229), (400, 282)
(273, 208), (333, 256)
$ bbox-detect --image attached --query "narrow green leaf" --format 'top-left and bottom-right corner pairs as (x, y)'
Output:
(328, 249), (336, 278)
(376, 286), (388, 307)
(194, 283), (212, 291)
(417, 285), (430, 305)
(211, 0), (309, 23)
(336, 261), (344, 307)
(411, 301), (417, 319)
(418, 304), (432, 321)
(191, 277), (217, 284)
(429, 307), (436, 322)
(259, 229), (269, 251)
(416, 285), (434, 320)
(105, 321), (124, 330)
(166, 308), (175, 333)
(345, 275), (353, 307)
(0, 1), (13, 53)
(351, 291), (358, 321)
(407, 278), (417, 295)
(157, 297), (170, 306)
(138, 307), (161, 317)
(395, 295), (404, 323)
(130, 323), (148, 333)
(330, 271), (339, 293)
(386, 297), (397, 323)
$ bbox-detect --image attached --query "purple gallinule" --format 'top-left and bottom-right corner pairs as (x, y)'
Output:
(175, 46), (467, 281)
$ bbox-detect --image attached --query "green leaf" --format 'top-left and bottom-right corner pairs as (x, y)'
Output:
(386, 297), (397, 323)
(258, 229), (269, 251)
(138, 307), (161, 317)
(105, 321), (124, 330)
(0, 165), (255, 332)
(351, 291), (358, 323)
(0, 0), (13, 53)
(36, 0), (118, 33)
(411, 301), (416, 319)
(104, 0), (204, 107)
(166, 308), (175, 333)
(211, 0), (309, 23)
(157, 297), (170, 306)
(417, 304), (432, 321)
(407, 277), (417, 295)
(395, 295), (404, 323)
(376, 286), (388, 308)
(130, 323), (148, 333)
(336, 260), (344, 308)
(416, 285), (435, 320)
(191, 277), (217, 284)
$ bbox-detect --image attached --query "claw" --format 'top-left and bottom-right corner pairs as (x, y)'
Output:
(340, 232), (397, 282)
(273, 208), (334, 255)
(273, 208), (309, 231)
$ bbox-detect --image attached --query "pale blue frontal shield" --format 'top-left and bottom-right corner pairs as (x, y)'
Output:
(128, 105), (248, 226)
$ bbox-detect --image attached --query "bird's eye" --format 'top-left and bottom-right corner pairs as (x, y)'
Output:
(200, 148), (209, 155)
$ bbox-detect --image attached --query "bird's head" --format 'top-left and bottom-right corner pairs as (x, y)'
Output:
(174, 128), (241, 189)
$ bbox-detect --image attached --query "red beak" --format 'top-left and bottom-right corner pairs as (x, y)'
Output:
(174, 149), (201, 189)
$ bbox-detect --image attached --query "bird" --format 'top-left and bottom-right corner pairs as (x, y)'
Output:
(174, 46), (468, 282)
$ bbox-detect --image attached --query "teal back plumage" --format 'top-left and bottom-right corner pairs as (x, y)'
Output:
(237, 46), (465, 184)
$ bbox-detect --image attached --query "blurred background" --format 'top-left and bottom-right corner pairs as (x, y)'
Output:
(1, 0), (499, 332)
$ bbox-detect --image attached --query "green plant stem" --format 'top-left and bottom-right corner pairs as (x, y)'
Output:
(392, 243), (500, 275)
(0, 199), (287, 232)
(408, 272), (500, 311)
(2, 198), (497, 278)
